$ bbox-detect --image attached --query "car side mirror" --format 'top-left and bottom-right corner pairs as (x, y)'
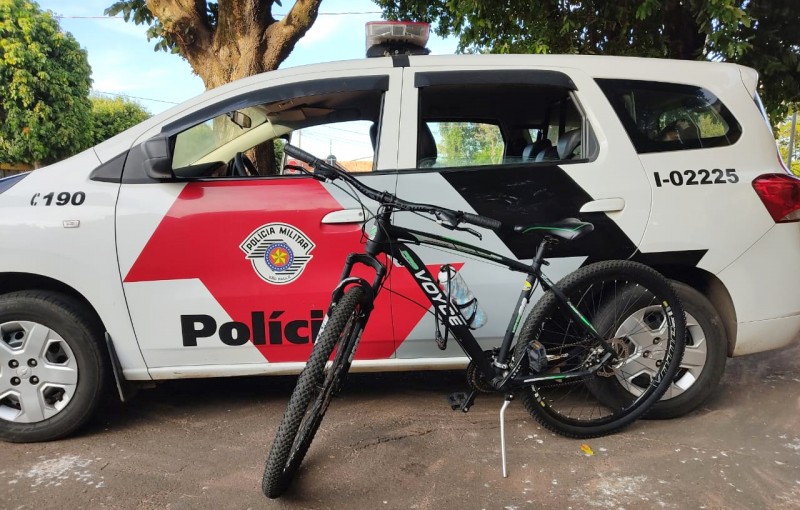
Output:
(139, 135), (174, 180)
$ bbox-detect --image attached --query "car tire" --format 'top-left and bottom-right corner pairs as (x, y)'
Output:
(0, 291), (108, 442)
(646, 282), (727, 419)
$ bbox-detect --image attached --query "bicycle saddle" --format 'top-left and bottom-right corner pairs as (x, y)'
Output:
(513, 218), (594, 242)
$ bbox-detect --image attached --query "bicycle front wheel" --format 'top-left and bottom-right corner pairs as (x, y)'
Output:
(262, 286), (366, 498)
(514, 260), (686, 438)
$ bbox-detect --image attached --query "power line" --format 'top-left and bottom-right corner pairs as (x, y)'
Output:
(92, 89), (180, 105)
(54, 11), (382, 20)
(314, 124), (371, 136)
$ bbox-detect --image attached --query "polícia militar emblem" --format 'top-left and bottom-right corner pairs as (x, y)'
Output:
(240, 223), (315, 285)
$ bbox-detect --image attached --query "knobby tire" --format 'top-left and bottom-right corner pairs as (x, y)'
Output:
(262, 286), (366, 498)
(514, 260), (686, 438)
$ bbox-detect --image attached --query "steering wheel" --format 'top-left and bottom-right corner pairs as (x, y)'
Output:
(231, 152), (258, 176)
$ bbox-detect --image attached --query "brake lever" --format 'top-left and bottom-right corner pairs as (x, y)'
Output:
(457, 225), (483, 240)
(435, 219), (483, 241)
(434, 210), (483, 240)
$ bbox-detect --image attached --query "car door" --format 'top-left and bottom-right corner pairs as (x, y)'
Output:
(115, 68), (403, 376)
(390, 63), (653, 358)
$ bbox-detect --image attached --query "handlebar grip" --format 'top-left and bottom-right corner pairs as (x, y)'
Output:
(461, 212), (502, 230)
(283, 144), (321, 166)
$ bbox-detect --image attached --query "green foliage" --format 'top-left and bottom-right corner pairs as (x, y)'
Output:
(89, 96), (150, 146)
(375, 0), (800, 121)
(776, 113), (800, 176)
(437, 122), (503, 166)
(0, 0), (92, 165)
(734, 0), (800, 121)
(273, 138), (284, 169)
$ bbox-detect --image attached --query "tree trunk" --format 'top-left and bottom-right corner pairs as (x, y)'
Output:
(248, 141), (276, 175)
(145, 0), (322, 174)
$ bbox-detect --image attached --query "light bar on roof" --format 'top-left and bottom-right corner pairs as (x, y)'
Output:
(365, 21), (430, 57)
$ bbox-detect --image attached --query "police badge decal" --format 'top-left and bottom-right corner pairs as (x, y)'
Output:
(240, 223), (315, 285)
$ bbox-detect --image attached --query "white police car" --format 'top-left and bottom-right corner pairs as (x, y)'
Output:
(1, 22), (798, 442)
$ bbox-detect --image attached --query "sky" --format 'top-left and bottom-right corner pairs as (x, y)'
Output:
(39, 1), (459, 160)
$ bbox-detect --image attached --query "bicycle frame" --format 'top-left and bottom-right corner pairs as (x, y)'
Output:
(329, 208), (611, 392)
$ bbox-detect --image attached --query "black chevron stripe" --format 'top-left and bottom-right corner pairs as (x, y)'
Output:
(441, 164), (707, 266)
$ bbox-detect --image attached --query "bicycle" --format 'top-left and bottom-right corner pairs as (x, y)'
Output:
(263, 144), (686, 498)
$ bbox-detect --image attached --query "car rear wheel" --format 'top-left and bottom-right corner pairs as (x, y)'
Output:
(587, 281), (727, 419)
(0, 291), (108, 442)
(646, 282), (727, 419)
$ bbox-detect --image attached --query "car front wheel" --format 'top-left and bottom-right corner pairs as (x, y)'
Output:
(0, 291), (108, 442)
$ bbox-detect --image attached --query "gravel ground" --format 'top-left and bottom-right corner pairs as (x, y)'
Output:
(2, 340), (800, 509)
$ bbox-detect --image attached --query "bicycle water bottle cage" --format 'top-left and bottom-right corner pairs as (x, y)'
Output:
(513, 218), (594, 242)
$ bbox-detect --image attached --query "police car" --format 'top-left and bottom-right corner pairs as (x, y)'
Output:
(1, 21), (799, 442)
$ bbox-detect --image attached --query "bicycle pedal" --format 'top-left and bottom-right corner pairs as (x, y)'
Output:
(446, 390), (477, 412)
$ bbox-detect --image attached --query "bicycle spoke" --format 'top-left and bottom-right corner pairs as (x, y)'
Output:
(515, 261), (685, 437)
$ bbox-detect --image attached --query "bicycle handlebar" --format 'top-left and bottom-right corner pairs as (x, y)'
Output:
(460, 212), (502, 230)
(283, 144), (503, 232)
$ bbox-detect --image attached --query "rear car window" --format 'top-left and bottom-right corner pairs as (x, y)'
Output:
(416, 82), (589, 168)
(596, 79), (741, 153)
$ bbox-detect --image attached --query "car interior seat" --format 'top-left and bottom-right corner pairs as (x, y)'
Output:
(417, 124), (438, 167)
(369, 122), (378, 150)
(534, 129), (581, 162)
(556, 129), (582, 160)
(523, 139), (553, 161)
(659, 118), (700, 144)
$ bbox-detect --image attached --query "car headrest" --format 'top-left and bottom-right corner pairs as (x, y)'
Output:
(676, 119), (700, 141)
(418, 124), (437, 167)
(557, 129), (582, 160)
(369, 122), (378, 150)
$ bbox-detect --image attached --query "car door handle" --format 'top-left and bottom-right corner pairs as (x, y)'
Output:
(579, 198), (625, 213)
(321, 209), (366, 224)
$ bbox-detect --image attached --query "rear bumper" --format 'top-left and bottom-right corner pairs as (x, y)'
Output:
(718, 223), (800, 356)
(732, 313), (800, 356)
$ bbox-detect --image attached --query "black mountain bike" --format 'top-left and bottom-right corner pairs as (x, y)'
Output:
(263, 145), (686, 498)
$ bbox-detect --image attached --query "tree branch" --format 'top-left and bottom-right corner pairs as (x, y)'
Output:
(262, 0), (321, 70)
(146, 0), (216, 77)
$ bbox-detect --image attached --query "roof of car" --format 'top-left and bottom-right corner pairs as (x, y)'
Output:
(92, 53), (759, 163)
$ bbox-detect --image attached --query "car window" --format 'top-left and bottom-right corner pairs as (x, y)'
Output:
(424, 121), (504, 167)
(416, 82), (586, 168)
(596, 79), (742, 153)
(172, 106), (267, 169)
(170, 88), (385, 178)
(287, 120), (376, 174)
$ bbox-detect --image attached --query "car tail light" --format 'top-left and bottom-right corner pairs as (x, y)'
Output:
(752, 173), (800, 223)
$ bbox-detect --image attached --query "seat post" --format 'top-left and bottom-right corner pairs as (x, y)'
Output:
(530, 237), (555, 276)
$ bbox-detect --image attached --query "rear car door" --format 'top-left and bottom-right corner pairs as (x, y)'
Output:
(391, 62), (653, 358)
(115, 68), (403, 377)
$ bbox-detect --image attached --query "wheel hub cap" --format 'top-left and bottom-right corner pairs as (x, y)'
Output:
(0, 321), (78, 423)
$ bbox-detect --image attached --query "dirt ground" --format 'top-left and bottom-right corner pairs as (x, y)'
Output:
(2, 340), (800, 510)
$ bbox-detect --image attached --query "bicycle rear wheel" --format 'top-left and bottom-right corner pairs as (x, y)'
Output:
(514, 260), (685, 438)
(262, 286), (366, 498)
